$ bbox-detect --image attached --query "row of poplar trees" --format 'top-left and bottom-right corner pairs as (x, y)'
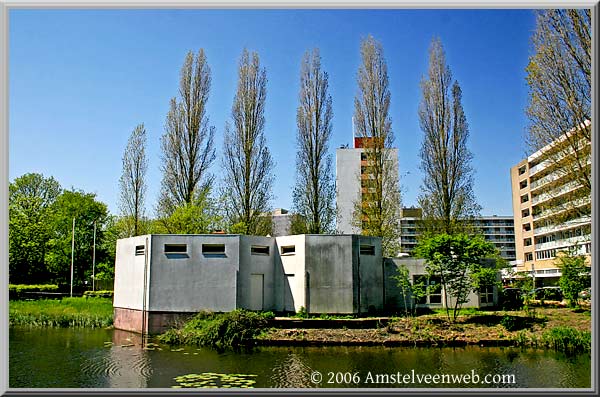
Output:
(118, 9), (591, 258)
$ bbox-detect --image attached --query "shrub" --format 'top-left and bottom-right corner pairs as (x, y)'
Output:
(83, 290), (114, 299)
(158, 310), (273, 349)
(541, 326), (591, 354)
(9, 284), (59, 293)
(500, 315), (518, 331)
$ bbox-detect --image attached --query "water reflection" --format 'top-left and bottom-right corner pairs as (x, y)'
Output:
(9, 327), (591, 389)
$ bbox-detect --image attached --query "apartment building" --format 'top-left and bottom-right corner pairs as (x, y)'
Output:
(510, 122), (591, 285)
(398, 207), (516, 261)
(336, 137), (399, 235)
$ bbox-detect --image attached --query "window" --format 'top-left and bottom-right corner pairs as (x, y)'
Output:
(360, 152), (367, 161)
(414, 275), (442, 305)
(164, 244), (187, 254)
(525, 253), (533, 261)
(518, 165), (527, 175)
(281, 245), (296, 255)
(135, 245), (145, 256)
(251, 245), (270, 255)
(202, 244), (225, 255)
(523, 223), (531, 232)
(520, 180), (528, 189)
(360, 245), (375, 255)
(480, 286), (494, 305)
(520, 194), (529, 203)
(521, 208), (530, 218)
(524, 238), (532, 246)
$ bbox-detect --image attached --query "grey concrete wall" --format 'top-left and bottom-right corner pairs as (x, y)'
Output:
(113, 235), (151, 311)
(304, 235), (355, 314)
(237, 236), (276, 311)
(356, 235), (384, 313)
(147, 235), (240, 312)
(272, 214), (293, 237)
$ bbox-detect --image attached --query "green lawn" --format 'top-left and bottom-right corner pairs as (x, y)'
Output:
(9, 297), (113, 328)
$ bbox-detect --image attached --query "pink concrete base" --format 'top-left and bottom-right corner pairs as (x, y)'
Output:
(114, 307), (195, 334)
(113, 307), (145, 333)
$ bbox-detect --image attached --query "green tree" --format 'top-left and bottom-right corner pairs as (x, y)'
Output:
(351, 35), (402, 257)
(292, 48), (336, 234)
(159, 49), (216, 216)
(221, 49), (274, 235)
(45, 190), (109, 287)
(414, 233), (497, 321)
(9, 173), (61, 284)
(557, 251), (590, 307)
(525, 10), (591, 226)
(155, 190), (223, 234)
(418, 38), (480, 234)
(119, 123), (148, 236)
(391, 264), (426, 317)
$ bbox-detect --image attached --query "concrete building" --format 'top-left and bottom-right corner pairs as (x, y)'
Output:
(510, 122), (592, 286)
(113, 234), (383, 334)
(271, 208), (294, 237)
(336, 137), (399, 235)
(398, 207), (517, 262)
(113, 233), (499, 334)
(384, 258), (498, 312)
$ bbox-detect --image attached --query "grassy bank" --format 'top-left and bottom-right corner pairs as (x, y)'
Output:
(258, 307), (591, 354)
(158, 310), (274, 349)
(9, 297), (113, 328)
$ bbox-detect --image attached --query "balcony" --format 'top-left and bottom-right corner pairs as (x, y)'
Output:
(535, 234), (591, 251)
(531, 180), (581, 205)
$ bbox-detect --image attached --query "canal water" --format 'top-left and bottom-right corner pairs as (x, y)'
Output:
(9, 327), (591, 389)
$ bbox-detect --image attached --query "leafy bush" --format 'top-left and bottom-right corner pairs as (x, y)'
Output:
(500, 315), (518, 331)
(158, 310), (274, 349)
(83, 290), (114, 299)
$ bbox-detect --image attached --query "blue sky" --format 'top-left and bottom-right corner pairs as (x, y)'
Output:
(9, 9), (535, 218)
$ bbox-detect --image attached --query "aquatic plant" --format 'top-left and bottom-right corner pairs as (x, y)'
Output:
(541, 326), (591, 354)
(172, 372), (258, 388)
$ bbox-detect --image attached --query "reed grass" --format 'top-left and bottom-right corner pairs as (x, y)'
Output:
(9, 297), (113, 328)
(541, 326), (591, 354)
(159, 310), (274, 349)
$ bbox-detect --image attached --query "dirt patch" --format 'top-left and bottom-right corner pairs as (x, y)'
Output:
(257, 307), (591, 348)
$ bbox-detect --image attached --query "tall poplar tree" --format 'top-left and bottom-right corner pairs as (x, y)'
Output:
(418, 38), (480, 234)
(292, 48), (335, 234)
(221, 49), (274, 235)
(158, 49), (216, 216)
(118, 123), (147, 236)
(351, 35), (402, 257)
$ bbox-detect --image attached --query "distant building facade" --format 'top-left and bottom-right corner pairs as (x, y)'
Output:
(271, 208), (294, 237)
(510, 122), (591, 285)
(336, 137), (399, 234)
(398, 207), (516, 262)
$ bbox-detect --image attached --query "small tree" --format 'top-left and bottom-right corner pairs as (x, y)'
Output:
(414, 233), (497, 321)
(391, 264), (426, 317)
(557, 250), (590, 307)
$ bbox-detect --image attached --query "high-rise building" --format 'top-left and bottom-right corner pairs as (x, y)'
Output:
(336, 137), (399, 235)
(510, 122), (591, 285)
(398, 207), (517, 261)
